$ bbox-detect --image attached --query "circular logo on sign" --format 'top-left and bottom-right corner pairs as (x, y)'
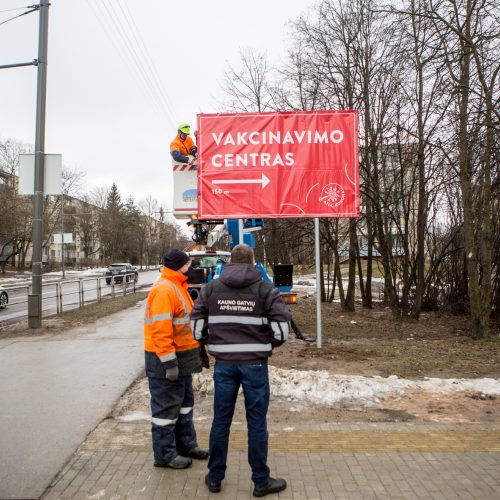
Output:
(319, 183), (345, 208)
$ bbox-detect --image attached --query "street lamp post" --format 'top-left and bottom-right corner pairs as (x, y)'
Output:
(61, 193), (65, 279)
(28, 0), (50, 328)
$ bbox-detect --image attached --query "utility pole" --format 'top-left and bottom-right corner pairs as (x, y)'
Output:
(61, 193), (65, 279)
(28, 0), (50, 328)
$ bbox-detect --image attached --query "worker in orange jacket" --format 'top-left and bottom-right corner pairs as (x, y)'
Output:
(144, 249), (209, 469)
(170, 122), (197, 165)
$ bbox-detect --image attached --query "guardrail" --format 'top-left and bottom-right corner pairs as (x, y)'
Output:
(0, 272), (138, 321)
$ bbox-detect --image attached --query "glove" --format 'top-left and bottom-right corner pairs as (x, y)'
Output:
(165, 365), (179, 381)
(200, 344), (210, 369)
(187, 155), (195, 165)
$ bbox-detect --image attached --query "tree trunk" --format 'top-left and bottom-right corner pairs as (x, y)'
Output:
(345, 219), (357, 311)
(457, 1), (485, 338)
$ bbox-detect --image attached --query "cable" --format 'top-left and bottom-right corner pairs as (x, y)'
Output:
(106, 0), (177, 124)
(119, 0), (178, 120)
(86, 0), (167, 121)
(0, 6), (38, 27)
(90, 0), (174, 124)
(0, 7), (28, 13)
(102, 0), (168, 116)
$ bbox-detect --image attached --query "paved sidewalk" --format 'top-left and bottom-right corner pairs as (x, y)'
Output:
(0, 302), (146, 500)
(43, 420), (500, 499)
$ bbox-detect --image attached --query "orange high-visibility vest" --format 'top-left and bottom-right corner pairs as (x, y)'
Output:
(170, 134), (196, 158)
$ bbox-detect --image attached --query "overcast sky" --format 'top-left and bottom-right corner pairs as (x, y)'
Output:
(0, 0), (315, 217)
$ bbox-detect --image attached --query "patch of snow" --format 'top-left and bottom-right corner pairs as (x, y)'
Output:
(117, 411), (150, 422)
(87, 490), (106, 499)
(192, 367), (500, 409)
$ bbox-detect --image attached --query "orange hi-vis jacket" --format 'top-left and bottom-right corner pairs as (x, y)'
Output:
(144, 267), (200, 364)
(170, 134), (196, 157)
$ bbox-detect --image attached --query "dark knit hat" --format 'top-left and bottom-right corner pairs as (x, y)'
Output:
(163, 249), (190, 271)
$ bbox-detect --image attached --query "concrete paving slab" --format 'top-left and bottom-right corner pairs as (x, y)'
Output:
(42, 418), (500, 499)
(0, 301), (146, 499)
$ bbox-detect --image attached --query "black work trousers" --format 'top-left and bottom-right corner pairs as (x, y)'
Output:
(148, 375), (198, 464)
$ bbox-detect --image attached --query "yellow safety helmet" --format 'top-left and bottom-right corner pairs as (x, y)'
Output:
(178, 123), (190, 134)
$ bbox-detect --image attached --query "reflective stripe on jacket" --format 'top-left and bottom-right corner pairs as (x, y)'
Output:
(144, 267), (199, 365)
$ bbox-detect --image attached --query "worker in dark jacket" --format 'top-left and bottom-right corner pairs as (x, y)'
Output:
(191, 244), (291, 497)
(144, 249), (209, 469)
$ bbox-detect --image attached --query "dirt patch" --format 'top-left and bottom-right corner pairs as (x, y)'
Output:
(110, 301), (499, 426)
(5, 293), (496, 426)
(280, 300), (500, 379)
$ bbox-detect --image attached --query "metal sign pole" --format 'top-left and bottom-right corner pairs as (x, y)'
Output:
(238, 219), (244, 246)
(28, 0), (50, 328)
(315, 217), (322, 348)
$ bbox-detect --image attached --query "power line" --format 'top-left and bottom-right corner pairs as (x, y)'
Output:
(0, 8), (24, 13)
(87, 0), (176, 125)
(0, 5), (35, 13)
(102, 0), (169, 117)
(0, 5), (38, 27)
(118, 0), (178, 119)
(86, 0), (166, 120)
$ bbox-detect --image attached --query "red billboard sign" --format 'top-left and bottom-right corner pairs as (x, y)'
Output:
(197, 111), (359, 218)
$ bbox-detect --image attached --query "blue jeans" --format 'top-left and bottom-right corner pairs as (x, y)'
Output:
(208, 362), (270, 487)
(148, 375), (198, 464)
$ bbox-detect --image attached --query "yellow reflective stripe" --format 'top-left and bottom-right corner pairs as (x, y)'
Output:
(180, 407), (193, 415)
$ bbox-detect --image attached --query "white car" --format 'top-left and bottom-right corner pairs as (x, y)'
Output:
(0, 286), (8, 309)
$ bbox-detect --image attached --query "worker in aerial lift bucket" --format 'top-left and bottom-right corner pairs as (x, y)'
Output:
(170, 122), (197, 165)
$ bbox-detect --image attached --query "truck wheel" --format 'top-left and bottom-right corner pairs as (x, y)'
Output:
(0, 292), (8, 309)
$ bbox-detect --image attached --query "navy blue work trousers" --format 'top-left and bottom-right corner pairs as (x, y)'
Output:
(148, 375), (198, 464)
(208, 362), (270, 487)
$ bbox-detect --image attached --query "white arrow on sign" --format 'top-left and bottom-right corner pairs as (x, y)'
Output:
(212, 173), (270, 189)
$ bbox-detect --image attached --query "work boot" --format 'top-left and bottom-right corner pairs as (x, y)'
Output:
(187, 447), (209, 460)
(205, 474), (221, 493)
(154, 455), (192, 469)
(253, 478), (287, 497)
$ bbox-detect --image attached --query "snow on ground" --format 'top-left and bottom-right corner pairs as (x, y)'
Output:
(192, 366), (500, 409)
(115, 367), (500, 422)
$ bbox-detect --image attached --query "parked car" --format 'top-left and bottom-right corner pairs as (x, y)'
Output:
(0, 286), (8, 309)
(105, 263), (139, 285)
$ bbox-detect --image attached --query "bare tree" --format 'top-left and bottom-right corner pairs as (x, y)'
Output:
(0, 138), (33, 272)
(219, 49), (274, 112)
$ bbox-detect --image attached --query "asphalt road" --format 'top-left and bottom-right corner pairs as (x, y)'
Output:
(0, 302), (146, 499)
(0, 269), (160, 325)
